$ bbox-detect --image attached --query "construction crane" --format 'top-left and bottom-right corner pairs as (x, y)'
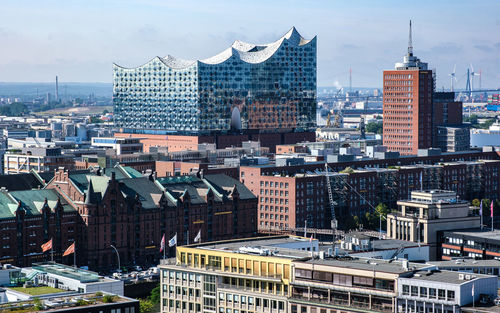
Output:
(332, 108), (343, 128)
(324, 164), (338, 237)
(326, 112), (333, 127)
(324, 164), (386, 239)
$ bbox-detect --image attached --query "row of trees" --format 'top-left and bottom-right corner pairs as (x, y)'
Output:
(0, 102), (29, 116)
(463, 114), (497, 129)
(342, 203), (392, 231)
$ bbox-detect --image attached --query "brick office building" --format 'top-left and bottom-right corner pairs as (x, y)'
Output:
(0, 189), (78, 267)
(383, 21), (434, 155)
(240, 155), (500, 232)
(0, 165), (257, 270)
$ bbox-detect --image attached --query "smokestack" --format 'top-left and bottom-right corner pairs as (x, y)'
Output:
(55, 76), (59, 101)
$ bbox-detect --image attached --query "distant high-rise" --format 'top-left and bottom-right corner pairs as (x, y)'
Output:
(113, 27), (317, 134)
(55, 76), (59, 101)
(383, 21), (434, 155)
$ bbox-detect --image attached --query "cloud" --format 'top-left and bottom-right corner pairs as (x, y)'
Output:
(427, 42), (463, 54)
(340, 44), (361, 50)
(474, 44), (493, 52)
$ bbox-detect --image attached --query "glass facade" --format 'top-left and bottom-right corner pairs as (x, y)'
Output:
(113, 27), (316, 134)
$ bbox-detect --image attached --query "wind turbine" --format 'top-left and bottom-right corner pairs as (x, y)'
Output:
(470, 64), (480, 92)
(448, 64), (457, 92)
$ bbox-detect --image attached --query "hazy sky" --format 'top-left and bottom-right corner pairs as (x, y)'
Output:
(1, 0), (499, 88)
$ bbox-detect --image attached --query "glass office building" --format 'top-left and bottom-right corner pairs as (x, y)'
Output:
(113, 27), (316, 134)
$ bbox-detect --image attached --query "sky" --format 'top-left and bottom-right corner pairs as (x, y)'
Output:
(0, 0), (499, 89)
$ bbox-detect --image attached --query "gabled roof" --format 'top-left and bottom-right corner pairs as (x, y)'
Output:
(9, 189), (75, 216)
(119, 177), (163, 209)
(203, 174), (256, 200)
(0, 172), (47, 191)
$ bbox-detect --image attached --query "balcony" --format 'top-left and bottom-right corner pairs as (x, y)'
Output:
(291, 293), (393, 313)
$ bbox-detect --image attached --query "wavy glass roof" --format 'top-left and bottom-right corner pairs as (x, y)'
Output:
(115, 27), (314, 70)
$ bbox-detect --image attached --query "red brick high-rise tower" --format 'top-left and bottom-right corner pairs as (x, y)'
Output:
(383, 21), (434, 155)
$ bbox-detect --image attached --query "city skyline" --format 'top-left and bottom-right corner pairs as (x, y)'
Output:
(0, 0), (499, 89)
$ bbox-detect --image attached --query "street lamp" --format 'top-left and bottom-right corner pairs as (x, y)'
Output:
(110, 245), (121, 272)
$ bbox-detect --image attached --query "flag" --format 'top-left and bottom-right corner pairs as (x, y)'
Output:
(160, 234), (165, 252)
(472, 284), (475, 298)
(491, 201), (494, 218)
(480, 201), (483, 216)
(168, 233), (177, 247)
(194, 230), (201, 243)
(304, 222), (307, 238)
(63, 242), (75, 257)
(309, 235), (313, 243)
(41, 238), (53, 252)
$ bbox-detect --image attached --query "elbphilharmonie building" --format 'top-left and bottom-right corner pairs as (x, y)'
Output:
(113, 27), (316, 134)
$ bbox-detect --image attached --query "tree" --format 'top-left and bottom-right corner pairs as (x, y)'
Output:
(365, 203), (390, 231)
(33, 297), (43, 311)
(149, 284), (161, 304)
(365, 121), (383, 135)
(472, 199), (480, 208)
(0, 102), (29, 116)
(102, 295), (115, 303)
(140, 299), (154, 313)
(102, 109), (109, 115)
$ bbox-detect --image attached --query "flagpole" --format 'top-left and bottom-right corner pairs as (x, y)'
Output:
(480, 200), (483, 230)
(163, 233), (166, 260)
(51, 238), (54, 262)
(74, 242), (76, 268)
(187, 230), (189, 245)
(492, 200), (494, 232)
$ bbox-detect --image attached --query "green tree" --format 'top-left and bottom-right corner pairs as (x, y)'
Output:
(140, 299), (154, 313)
(102, 294), (115, 303)
(472, 199), (480, 208)
(479, 119), (496, 129)
(33, 297), (43, 311)
(149, 284), (161, 304)
(365, 121), (383, 135)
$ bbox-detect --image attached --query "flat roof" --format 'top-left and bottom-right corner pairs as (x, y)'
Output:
(443, 229), (500, 243)
(31, 262), (114, 283)
(429, 259), (500, 269)
(403, 269), (493, 285)
(302, 257), (427, 274)
(186, 235), (315, 259)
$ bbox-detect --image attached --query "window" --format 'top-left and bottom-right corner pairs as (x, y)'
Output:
(447, 290), (455, 300)
(438, 289), (446, 300)
(402, 285), (409, 295)
(429, 288), (436, 298)
(420, 287), (427, 297)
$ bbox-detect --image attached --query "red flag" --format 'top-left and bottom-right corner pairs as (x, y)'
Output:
(41, 239), (53, 252)
(309, 235), (313, 243)
(491, 201), (494, 218)
(160, 234), (165, 252)
(63, 242), (75, 257)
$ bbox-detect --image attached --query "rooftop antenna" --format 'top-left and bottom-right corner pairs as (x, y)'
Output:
(448, 64), (457, 92)
(408, 20), (413, 56)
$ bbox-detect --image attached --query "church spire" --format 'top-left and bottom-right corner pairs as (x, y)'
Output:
(408, 20), (413, 56)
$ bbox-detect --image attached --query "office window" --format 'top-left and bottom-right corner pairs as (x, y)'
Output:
(420, 287), (427, 297)
(402, 285), (409, 295)
(447, 290), (455, 300)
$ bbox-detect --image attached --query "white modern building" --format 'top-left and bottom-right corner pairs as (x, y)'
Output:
(91, 137), (143, 155)
(24, 263), (124, 296)
(397, 269), (497, 313)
